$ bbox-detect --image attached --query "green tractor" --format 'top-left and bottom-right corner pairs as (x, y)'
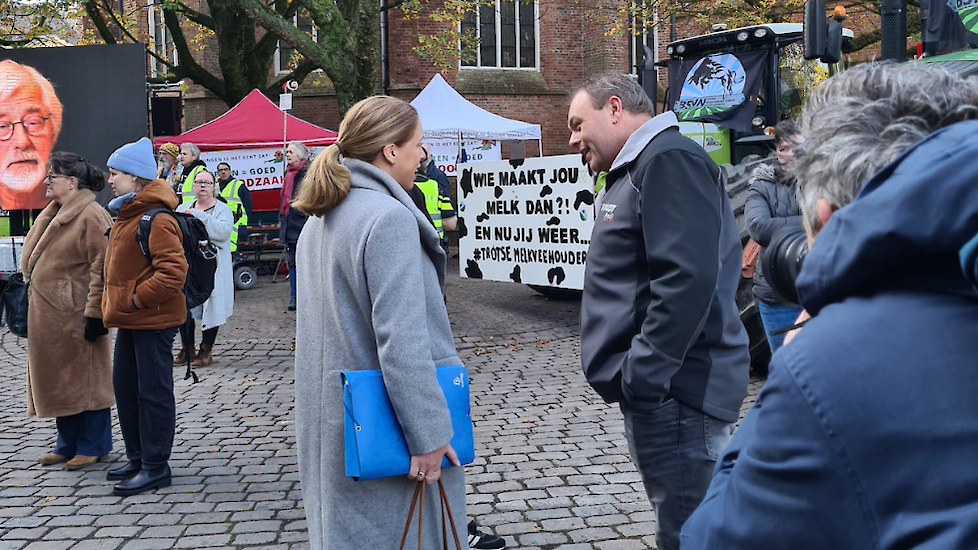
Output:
(657, 22), (852, 374)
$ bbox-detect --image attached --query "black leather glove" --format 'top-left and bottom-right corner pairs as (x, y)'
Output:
(84, 317), (108, 342)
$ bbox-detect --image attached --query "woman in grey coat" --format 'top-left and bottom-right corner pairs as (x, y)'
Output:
(745, 121), (805, 353)
(176, 169), (234, 366)
(292, 96), (467, 550)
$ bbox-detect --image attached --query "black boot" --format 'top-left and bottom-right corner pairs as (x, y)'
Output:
(113, 464), (171, 496)
(106, 460), (141, 481)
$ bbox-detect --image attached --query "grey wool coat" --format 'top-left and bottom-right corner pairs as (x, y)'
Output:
(294, 159), (468, 550)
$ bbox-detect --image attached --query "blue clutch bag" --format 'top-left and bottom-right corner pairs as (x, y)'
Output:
(342, 365), (474, 481)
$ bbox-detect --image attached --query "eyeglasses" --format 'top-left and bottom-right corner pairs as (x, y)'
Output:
(0, 115), (49, 141)
(44, 173), (71, 182)
(194, 180), (215, 186)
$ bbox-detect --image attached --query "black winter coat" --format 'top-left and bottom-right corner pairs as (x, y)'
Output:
(745, 162), (802, 304)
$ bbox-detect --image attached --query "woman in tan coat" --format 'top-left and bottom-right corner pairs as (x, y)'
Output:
(22, 152), (114, 471)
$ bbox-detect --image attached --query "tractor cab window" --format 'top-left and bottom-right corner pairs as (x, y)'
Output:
(778, 43), (829, 121)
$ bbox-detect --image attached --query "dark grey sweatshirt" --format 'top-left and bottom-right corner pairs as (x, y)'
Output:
(580, 112), (750, 423)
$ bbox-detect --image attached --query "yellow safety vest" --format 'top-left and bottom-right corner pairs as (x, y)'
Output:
(414, 175), (443, 239)
(179, 164), (208, 205)
(218, 178), (249, 252)
(594, 171), (607, 194)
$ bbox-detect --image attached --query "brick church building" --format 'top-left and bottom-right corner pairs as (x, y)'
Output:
(137, 0), (672, 157)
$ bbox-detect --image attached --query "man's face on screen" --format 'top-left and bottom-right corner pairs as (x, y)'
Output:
(0, 84), (56, 192)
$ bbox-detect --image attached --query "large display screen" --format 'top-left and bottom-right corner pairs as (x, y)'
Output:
(0, 44), (147, 210)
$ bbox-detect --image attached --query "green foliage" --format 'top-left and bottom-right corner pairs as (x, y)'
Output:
(412, 0), (911, 70)
(78, 0), (382, 115)
(779, 42), (829, 120)
(412, 0), (487, 69)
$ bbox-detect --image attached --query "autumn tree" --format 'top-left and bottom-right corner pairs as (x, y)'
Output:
(1, 0), (78, 47)
(81, 0), (409, 114)
(646, 0), (918, 54)
(415, 0), (910, 70)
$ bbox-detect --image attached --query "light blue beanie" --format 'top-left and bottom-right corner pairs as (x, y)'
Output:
(107, 137), (158, 180)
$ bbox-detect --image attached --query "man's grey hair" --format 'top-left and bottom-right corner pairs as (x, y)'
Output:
(0, 60), (63, 142)
(180, 142), (201, 158)
(288, 140), (310, 159)
(571, 73), (655, 116)
(794, 62), (978, 232)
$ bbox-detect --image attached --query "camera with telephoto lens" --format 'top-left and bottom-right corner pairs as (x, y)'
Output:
(762, 226), (809, 307)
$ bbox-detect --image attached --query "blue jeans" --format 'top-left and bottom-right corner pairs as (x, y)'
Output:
(53, 409), (112, 457)
(757, 301), (804, 354)
(112, 327), (178, 468)
(621, 398), (734, 550)
(287, 242), (297, 300)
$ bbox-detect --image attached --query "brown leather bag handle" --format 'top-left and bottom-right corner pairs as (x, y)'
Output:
(399, 480), (463, 550)
(439, 480), (463, 550)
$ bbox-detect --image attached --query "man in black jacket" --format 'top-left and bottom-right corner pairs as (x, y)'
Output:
(567, 73), (749, 550)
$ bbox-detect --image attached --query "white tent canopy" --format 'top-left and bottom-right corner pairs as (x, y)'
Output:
(411, 74), (542, 142)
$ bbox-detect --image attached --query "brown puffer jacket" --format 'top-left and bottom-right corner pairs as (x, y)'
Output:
(102, 179), (188, 329)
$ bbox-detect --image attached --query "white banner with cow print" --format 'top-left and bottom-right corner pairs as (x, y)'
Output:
(457, 154), (595, 289)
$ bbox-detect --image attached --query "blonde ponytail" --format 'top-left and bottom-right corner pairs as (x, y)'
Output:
(292, 96), (419, 216)
(292, 144), (350, 216)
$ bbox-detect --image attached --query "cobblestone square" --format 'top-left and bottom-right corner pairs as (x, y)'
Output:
(0, 265), (761, 549)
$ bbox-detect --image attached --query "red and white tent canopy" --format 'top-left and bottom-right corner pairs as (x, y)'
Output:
(153, 89), (337, 150)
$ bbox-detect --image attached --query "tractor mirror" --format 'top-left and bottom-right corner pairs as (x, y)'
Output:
(822, 21), (843, 64)
(804, 0), (827, 60)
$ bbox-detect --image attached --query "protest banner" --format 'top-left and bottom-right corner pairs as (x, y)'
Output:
(425, 139), (500, 175)
(201, 147), (285, 191)
(457, 154), (594, 289)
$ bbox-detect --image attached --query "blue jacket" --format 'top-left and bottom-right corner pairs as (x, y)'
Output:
(681, 121), (978, 549)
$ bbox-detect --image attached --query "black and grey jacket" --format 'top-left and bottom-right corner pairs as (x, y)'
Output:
(745, 163), (803, 304)
(580, 112), (750, 423)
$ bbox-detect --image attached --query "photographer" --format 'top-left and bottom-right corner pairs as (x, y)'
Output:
(682, 63), (978, 548)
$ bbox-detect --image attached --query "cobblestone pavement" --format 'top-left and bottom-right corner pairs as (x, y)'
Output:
(0, 256), (763, 550)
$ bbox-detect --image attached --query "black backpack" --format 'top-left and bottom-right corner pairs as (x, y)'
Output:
(136, 206), (218, 384)
(136, 206), (218, 310)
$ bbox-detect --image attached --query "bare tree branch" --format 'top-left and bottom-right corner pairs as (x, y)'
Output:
(161, 7), (227, 96)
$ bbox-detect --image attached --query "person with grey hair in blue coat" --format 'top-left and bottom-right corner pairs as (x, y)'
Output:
(683, 62), (978, 549)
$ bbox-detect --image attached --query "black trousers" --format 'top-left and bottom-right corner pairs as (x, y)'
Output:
(183, 318), (218, 349)
(113, 326), (178, 468)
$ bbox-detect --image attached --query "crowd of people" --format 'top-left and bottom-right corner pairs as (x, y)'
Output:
(10, 60), (978, 549)
(20, 134), (258, 495)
